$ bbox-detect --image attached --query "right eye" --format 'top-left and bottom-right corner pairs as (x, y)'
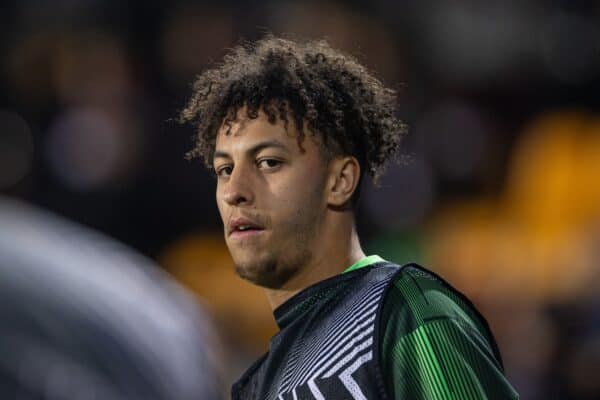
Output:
(215, 165), (233, 178)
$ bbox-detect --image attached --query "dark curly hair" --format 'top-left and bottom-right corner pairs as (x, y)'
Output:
(179, 35), (406, 186)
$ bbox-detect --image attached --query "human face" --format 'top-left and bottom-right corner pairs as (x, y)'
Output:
(213, 110), (329, 289)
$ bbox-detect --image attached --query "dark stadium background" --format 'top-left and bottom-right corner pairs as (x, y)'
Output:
(1, 1), (600, 398)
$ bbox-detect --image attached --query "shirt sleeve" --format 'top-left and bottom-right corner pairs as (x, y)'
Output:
(380, 269), (519, 399)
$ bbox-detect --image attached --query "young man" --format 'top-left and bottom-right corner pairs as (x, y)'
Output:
(181, 36), (518, 399)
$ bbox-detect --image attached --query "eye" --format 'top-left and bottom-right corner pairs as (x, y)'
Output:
(257, 158), (282, 170)
(215, 165), (233, 178)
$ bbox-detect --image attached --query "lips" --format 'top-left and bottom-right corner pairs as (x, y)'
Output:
(228, 217), (265, 237)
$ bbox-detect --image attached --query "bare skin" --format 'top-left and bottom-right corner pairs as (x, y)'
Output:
(213, 108), (365, 310)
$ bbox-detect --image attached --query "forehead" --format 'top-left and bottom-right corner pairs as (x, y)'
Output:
(217, 112), (286, 141)
(214, 109), (320, 156)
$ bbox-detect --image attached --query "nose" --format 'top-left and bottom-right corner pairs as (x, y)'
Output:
(221, 165), (254, 206)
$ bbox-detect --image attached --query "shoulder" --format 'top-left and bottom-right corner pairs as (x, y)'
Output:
(378, 262), (503, 367)
(375, 264), (519, 399)
(383, 264), (487, 329)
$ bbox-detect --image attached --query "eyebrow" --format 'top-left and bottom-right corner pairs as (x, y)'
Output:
(213, 140), (291, 161)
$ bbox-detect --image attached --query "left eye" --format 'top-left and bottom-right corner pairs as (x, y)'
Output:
(257, 159), (281, 169)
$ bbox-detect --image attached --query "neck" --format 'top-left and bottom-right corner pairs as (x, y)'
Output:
(264, 214), (365, 310)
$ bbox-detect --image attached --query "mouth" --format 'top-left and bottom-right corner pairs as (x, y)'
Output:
(228, 218), (265, 239)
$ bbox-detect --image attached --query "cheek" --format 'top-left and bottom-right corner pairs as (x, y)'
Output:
(215, 188), (228, 220)
(272, 170), (325, 219)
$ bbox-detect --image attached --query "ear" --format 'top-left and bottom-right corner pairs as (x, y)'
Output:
(326, 156), (361, 208)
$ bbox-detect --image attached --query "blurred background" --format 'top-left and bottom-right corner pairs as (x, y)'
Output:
(1, 0), (599, 398)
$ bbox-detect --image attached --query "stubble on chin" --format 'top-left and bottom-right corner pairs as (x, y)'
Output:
(232, 247), (312, 289)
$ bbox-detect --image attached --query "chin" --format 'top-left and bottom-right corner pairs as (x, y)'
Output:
(232, 253), (298, 289)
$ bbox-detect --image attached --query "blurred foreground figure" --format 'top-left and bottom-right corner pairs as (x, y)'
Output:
(0, 197), (224, 399)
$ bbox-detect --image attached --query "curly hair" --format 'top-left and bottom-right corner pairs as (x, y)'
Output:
(179, 35), (406, 183)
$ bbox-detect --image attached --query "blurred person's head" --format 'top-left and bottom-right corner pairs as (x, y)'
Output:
(180, 36), (405, 291)
(0, 197), (224, 400)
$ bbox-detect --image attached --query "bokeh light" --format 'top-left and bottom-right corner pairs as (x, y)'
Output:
(45, 107), (142, 191)
(363, 154), (435, 230)
(414, 101), (492, 181)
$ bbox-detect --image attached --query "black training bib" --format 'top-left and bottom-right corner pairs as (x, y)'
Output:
(232, 262), (400, 400)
